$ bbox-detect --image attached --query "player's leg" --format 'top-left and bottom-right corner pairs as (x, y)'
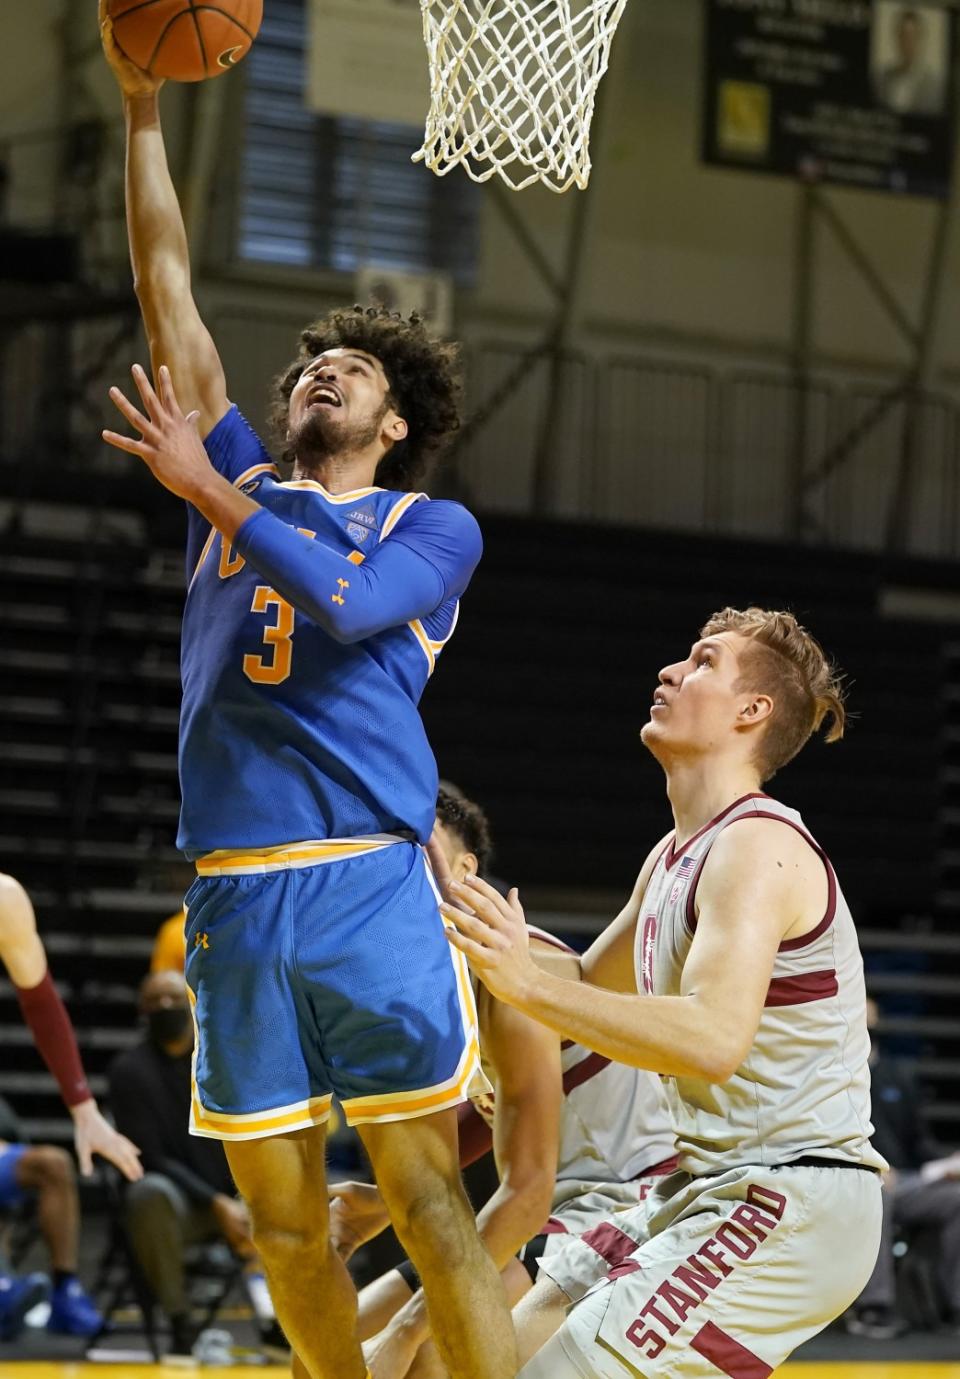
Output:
(13, 1145), (78, 1273)
(226, 1126), (366, 1379)
(399, 1253), (536, 1377)
(358, 1109), (518, 1379)
(514, 1274), (578, 1369)
(185, 868), (354, 1379)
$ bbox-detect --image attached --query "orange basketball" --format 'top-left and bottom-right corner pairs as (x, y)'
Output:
(108, 0), (263, 83)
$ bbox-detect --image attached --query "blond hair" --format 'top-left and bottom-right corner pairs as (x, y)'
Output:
(700, 607), (846, 782)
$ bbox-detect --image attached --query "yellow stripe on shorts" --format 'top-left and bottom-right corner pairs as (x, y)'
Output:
(195, 834), (407, 876)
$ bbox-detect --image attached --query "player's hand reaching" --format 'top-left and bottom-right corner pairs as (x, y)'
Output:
(99, 0), (165, 98)
(71, 1097), (143, 1182)
(329, 1181), (392, 1262)
(363, 1318), (422, 1379)
(104, 364), (213, 501)
(443, 877), (538, 1008)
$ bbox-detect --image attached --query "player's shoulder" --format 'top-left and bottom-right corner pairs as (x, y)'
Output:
(385, 493), (480, 542)
(704, 811), (815, 882)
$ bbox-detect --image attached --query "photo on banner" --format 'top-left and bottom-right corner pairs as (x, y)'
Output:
(871, 1), (949, 117)
(702, 0), (957, 198)
(307, 0), (429, 127)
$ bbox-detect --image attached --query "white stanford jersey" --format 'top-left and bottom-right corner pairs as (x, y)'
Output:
(473, 927), (676, 1189)
(637, 793), (886, 1177)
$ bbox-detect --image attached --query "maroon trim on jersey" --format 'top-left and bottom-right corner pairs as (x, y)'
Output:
(683, 809), (836, 948)
(607, 1258), (643, 1280)
(663, 794), (769, 871)
(764, 968), (838, 1007)
(562, 1051), (612, 1095)
(779, 855), (837, 951)
(542, 1218), (569, 1235)
(690, 1322), (773, 1379)
(580, 1221), (638, 1268)
(527, 925), (577, 955)
(634, 1153), (680, 1179)
(684, 852), (712, 936)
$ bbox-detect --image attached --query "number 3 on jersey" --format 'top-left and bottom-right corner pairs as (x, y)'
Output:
(243, 586), (294, 685)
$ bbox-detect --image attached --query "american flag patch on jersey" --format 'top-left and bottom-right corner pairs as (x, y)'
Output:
(676, 855), (696, 880)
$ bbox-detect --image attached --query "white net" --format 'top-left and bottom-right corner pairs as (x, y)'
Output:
(414, 0), (629, 194)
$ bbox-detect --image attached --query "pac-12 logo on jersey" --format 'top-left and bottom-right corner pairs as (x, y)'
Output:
(640, 915), (657, 995)
(345, 506), (378, 547)
(240, 479), (263, 495)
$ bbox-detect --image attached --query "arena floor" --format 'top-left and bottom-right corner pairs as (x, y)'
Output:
(5, 1364), (960, 1378)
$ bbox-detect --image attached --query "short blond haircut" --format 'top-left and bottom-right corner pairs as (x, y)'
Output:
(701, 607), (846, 782)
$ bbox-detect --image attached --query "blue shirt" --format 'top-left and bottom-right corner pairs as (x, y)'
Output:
(177, 407), (482, 857)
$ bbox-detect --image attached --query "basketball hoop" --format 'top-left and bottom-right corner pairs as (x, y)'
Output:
(414, 0), (629, 193)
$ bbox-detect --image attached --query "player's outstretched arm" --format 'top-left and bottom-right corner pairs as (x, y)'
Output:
(0, 875), (143, 1180)
(100, 2), (228, 437)
(444, 820), (809, 1083)
(104, 366), (480, 639)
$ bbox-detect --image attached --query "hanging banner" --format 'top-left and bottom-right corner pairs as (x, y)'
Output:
(307, 0), (429, 128)
(702, 0), (957, 198)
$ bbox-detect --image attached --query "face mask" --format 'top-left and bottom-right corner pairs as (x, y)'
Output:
(147, 1006), (191, 1047)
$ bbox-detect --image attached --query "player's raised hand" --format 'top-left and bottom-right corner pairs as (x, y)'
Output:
(104, 364), (212, 501)
(443, 877), (537, 1007)
(71, 1097), (143, 1182)
(99, 0), (165, 98)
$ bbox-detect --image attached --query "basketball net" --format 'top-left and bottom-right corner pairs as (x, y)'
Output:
(413, 0), (629, 193)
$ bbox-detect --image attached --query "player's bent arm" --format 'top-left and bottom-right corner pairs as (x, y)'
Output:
(474, 997), (562, 1270)
(579, 832), (673, 994)
(123, 94), (229, 436)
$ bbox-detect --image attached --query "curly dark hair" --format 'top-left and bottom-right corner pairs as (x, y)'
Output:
(269, 305), (462, 491)
(436, 785), (493, 875)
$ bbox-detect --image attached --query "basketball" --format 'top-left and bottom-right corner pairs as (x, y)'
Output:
(107, 0), (263, 83)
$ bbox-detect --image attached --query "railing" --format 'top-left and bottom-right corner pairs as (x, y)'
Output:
(456, 346), (960, 560)
(4, 305), (960, 560)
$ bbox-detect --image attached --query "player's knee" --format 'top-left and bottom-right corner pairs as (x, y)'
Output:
(22, 1144), (74, 1188)
(249, 1217), (326, 1266)
(245, 1189), (328, 1261)
(392, 1186), (473, 1269)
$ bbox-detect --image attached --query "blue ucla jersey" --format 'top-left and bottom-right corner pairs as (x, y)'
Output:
(178, 407), (481, 857)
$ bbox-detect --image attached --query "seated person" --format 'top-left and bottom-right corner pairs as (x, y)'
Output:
(0, 1093), (102, 1340)
(108, 972), (278, 1359)
(848, 997), (960, 1338)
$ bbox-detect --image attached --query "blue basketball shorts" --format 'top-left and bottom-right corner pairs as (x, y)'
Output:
(0, 1144), (29, 1209)
(183, 836), (486, 1141)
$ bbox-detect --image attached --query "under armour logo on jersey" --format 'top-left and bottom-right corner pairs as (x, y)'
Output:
(195, 932), (209, 950)
(332, 578), (350, 606)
